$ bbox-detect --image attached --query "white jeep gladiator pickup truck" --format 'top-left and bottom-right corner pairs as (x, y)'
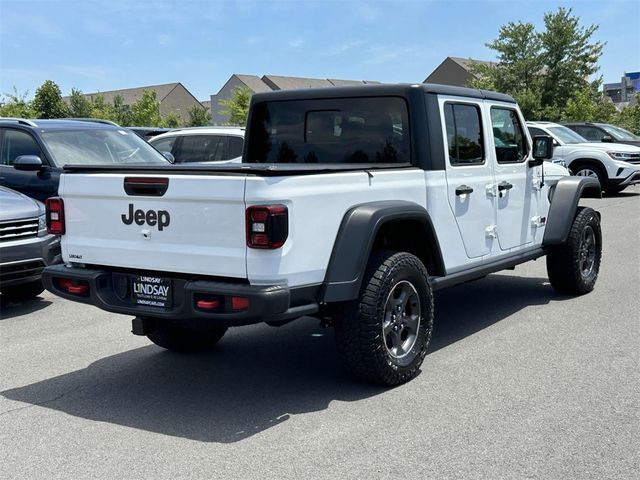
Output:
(43, 84), (602, 385)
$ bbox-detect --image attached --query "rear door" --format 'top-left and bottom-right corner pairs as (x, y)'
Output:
(440, 96), (496, 259)
(60, 173), (248, 278)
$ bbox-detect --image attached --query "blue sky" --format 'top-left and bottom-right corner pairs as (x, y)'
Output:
(1, 0), (638, 101)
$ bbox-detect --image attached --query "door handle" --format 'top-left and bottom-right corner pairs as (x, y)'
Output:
(497, 181), (513, 191)
(455, 185), (474, 196)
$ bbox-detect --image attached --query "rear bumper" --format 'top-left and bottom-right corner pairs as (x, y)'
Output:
(42, 264), (318, 327)
(0, 235), (61, 288)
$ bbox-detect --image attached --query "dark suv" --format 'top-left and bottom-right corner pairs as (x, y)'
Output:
(563, 122), (640, 147)
(0, 118), (171, 202)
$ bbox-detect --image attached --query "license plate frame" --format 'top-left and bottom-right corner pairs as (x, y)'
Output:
(131, 276), (172, 308)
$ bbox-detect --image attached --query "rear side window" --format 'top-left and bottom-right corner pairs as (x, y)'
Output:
(0, 129), (43, 165)
(444, 103), (484, 166)
(491, 108), (528, 163)
(175, 135), (226, 163)
(573, 125), (603, 141)
(246, 97), (410, 164)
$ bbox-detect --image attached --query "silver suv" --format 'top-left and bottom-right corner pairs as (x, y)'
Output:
(0, 186), (61, 302)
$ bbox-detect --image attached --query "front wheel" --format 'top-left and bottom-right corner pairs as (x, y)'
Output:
(147, 324), (227, 352)
(572, 165), (605, 191)
(334, 251), (434, 386)
(546, 207), (602, 295)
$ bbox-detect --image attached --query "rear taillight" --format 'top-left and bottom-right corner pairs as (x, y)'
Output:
(46, 197), (65, 235)
(246, 205), (288, 249)
(56, 278), (89, 295)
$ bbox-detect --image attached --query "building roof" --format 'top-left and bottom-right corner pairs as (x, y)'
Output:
(448, 57), (494, 71)
(262, 75), (334, 90)
(234, 74), (273, 93)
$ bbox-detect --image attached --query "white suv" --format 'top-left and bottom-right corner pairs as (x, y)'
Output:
(149, 127), (244, 164)
(527, 121), (640, 193)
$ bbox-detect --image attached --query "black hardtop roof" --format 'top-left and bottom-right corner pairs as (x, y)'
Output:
(250, 83), (516, 104)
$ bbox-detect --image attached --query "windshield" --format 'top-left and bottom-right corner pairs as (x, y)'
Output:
(41, 128), (170, 167)
(599, 124), (640, 141)
(548, 126), (588, 144)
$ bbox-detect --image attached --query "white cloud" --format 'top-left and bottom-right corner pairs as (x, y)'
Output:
(289, 39), (305, 48)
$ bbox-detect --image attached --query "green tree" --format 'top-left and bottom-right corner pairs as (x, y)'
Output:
(187, 104), (211, 127)
(564, 86), (616, 122)
(89, 94), (114, 120)
(613, 95), (640, 135)
(218, 87), (251, 126)
(32, 80), (68, 118)
(161, 112), (182, 128)
(0, 88), (36, 118)
(130, 90), (162, 126)
(540, 8), (604, 119)
(68, 88), (92, 118)
(111, 95), (133, 126)
(470, 7), (605, 120)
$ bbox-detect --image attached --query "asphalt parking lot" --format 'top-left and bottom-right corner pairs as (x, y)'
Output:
(1, 191), (639, 480)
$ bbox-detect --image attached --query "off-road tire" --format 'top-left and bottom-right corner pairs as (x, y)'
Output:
(546, 207), (601, 295)
(147, 325), (227, 353)
(1, 280), (45, 303)
(334, 251), (434, 386)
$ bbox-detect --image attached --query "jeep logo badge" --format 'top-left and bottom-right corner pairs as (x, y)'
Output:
(121, 203), (170, 231)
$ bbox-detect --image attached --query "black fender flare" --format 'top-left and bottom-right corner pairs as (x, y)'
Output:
(320, 201), (445, 303)
(543, 176), (601, 245)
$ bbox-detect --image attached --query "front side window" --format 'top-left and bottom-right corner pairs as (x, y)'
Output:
(0, 129), (43, 165)
(444, 103), (484, 166)
(150, 136), (177, 154)
(490, 108), (528, 163)
(600, 124), (640, 141)
(246, 96), (410, 164)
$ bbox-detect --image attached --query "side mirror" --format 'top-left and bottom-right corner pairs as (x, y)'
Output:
(161, 151), (175, 163)
(601, 135), (614, 143)
(14, 155), (43, 171)
(529, 135), (553, 167)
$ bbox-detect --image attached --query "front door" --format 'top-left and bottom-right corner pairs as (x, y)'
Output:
(441, 98), (496, 259)
(489, 106), (536, 251)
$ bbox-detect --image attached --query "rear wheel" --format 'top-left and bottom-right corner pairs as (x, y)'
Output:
(1, 280), (44, 303)
(334, 251), (433, 386)
(147, 325), (227, 352)
(546, 207), (601, 295)
(572, 164), (605, 191)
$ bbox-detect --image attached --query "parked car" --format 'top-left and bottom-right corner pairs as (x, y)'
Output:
(563, 122), (640, 147)
(527, 121), (640, 193)
(149, 127), (244, 163)
(0, 186), (61, 302)
(127, 127), (175, 141)
(0, 118), (172, 202)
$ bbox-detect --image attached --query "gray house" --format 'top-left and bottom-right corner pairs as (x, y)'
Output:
(70, 82), (205, 124)
(424, 57), (493, 87)
(210, 74), (379, 125)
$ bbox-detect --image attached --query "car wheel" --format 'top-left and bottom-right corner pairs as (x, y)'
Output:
(147, 324), (227, 353)
(572, 165), (605, 191)
(1, 280), (45, 303)
(546, 207), (602, 295)
(334, 251), (433, 386)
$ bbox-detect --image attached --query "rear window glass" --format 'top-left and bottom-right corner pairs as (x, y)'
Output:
(246, 97), (410, 164)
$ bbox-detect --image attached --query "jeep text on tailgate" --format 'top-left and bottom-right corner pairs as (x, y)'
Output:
(42, 84), (602, 386)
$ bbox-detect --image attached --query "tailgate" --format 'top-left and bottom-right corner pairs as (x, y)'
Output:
(59, 173), (248, 278)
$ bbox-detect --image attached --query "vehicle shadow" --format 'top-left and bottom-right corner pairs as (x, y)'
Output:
(603, 189), (640, 198)
(1, 273), (567, 443)
(0, 295), (52, 320)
